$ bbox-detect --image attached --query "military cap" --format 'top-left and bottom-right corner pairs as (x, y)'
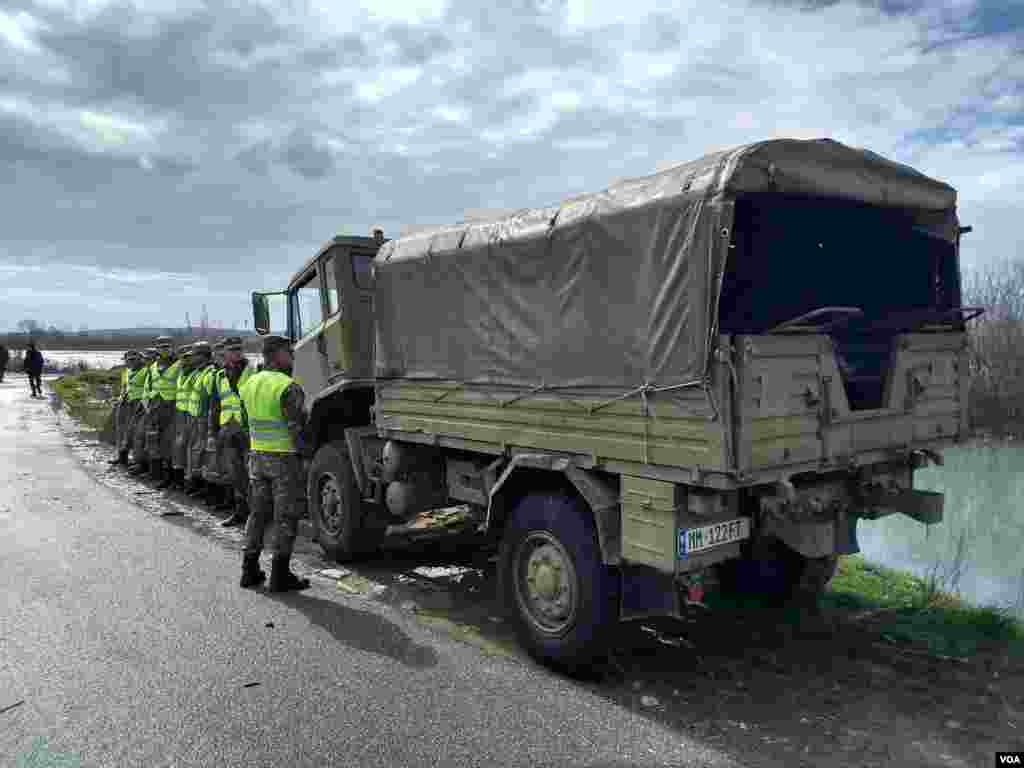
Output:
(125, 350), (141, 360)
(223, 336), (244, 351)
(155, 335), (173, 347)
(191, 341), (213, 358)
(143, 348), (158, 359)
(213, 339), (226, 350)
(261, 334), (292, 355)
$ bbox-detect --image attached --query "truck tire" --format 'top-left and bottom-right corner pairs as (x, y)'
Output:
(307, 441), (372, 562)
(497, 492), (620, 672)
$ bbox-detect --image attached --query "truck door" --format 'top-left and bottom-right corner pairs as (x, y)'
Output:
(319, 245), (376, 381)
(290, 265), (330, 396)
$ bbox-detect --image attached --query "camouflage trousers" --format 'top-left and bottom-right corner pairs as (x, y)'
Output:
(209, 422), (249, 501)
(116, 401), (143, 453)
(187, 416), (207, 480)
(244, 452), (302, 557)
(132, 405), (151, 463)
(172, 411), (191, 471)
(145, 400), (176, 462)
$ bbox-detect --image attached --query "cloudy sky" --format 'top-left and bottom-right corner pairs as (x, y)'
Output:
(1, 0), (1021, 332)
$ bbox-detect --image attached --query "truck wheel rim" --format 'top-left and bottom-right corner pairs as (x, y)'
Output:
(319, 474), (344, 537)
(514, 532), (578, 637)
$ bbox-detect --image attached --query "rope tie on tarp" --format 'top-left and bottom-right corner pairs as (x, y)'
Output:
(587, 378), (705, 465)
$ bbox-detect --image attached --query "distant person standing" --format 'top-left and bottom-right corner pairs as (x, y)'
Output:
(24, 341), (44, 398)
(0, 343), (9, 382)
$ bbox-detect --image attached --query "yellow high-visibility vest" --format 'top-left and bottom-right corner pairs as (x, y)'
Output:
(239, 370), (296, 453)
(176, 368), (197, 413)
(219, 366), (254, 427)
(188, 365), (215, 417)
(150, 360), (180, 402)
(126, 367), (148, 401)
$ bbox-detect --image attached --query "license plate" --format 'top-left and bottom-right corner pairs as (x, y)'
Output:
(678, 518), (751, 558)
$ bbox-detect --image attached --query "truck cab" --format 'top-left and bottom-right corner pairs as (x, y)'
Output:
(253, 233), (383, 397)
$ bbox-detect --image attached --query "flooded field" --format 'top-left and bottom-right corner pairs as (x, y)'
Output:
(859, 440), (1024, 618)
(21, 349), (261, 370)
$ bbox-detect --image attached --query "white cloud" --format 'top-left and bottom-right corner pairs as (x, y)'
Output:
(0, 10), (44, 53)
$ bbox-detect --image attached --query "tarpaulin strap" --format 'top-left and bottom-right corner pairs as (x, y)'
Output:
(499, 382), (548, 408)
(432, 384), (464, 403)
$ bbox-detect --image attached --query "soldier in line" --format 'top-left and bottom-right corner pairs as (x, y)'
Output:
(170, 345), (197, 491)
(0, 342), (9, 383)
(238, 334), (311, 592)
(108, 351), (132, 465)
(202, 341), (228, 505)
(109, 351), (147, 467)
(195, 342), (228, 512)
(146, 336), (182, 489)
(186, 342), (216, 499)
(208, 336), (254, 528)
(127, 349), (158, 476)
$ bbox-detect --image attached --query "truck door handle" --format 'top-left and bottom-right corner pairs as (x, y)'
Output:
(316, 333), (326, 355)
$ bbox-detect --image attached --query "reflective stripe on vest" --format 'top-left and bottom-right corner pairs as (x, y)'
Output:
(126, 367), (148, 401)
(239, 370), (295, 453)
(151, 360), (180, 401)
(176, 369), (197, 413)
(219, 366), (254, 427)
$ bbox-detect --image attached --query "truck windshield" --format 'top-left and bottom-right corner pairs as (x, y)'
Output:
(717, 194), (961, 335)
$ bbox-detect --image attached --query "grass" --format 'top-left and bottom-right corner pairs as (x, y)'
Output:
(825, 554), (1024, 657)
(50, 367), (122, 435)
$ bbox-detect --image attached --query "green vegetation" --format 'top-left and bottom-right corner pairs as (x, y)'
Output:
(708, 553), (1024, 658)
(51, 368), (122, 436)
(825, 554), (1024, 657)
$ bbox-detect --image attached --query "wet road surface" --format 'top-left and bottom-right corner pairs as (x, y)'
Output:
(0, 376), (743, 768)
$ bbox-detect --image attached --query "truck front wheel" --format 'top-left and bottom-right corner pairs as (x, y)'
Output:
(498, 492), (619, 672)
(307, 442), (372, 562)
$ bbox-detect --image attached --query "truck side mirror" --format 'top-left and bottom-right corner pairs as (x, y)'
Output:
(252, 292), (271, 336)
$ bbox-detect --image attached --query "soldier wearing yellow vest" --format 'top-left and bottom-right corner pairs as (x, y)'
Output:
(127, 349), (158, 475)
(109, 352), (145, 466)
(208, 336), (254, 527)
(201, 340), (231, 510)
(186, 342), (216, 497)
(146, 336), (182, 487)
(170, 345), (197, 491)
(238, 334), (311, 591)
(109, 351), (147, 467)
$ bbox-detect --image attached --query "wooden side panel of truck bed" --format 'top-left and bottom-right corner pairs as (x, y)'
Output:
(373, 381), (731, 473)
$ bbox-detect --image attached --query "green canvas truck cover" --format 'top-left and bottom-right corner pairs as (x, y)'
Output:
(372, 138), (958, 394)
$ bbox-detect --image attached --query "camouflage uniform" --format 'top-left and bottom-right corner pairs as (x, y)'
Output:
(187, 344), (216, 492)
(128, 349), (158, 471)
(145, 337), (181, 486)
(111, 351), (145, 465)
(208, 337), (251, 524)
(244, 383), (308, 558)
(171, 346), (196, 482)
(239, 334), (311, 592)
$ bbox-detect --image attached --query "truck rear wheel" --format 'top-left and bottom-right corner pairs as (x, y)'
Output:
(307, 441), (374, 562)
(498, 492), (619, 673)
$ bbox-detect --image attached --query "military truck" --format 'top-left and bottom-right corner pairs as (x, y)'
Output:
(253, 138), (981, 669)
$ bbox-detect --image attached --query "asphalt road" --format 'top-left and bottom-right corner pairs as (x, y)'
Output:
(0, 375), (744, 768)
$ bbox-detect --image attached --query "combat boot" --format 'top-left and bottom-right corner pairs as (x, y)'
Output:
(108, 450), (129, 466)
(214, 487), (234, 511)
(239, 553), (266, 588)
(186, 478), (205, 498)
(155, 462), (174, 490)
(221, 498), (249, 527)
(267, 555), (310, 592)
(128, 460), (148, 476)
